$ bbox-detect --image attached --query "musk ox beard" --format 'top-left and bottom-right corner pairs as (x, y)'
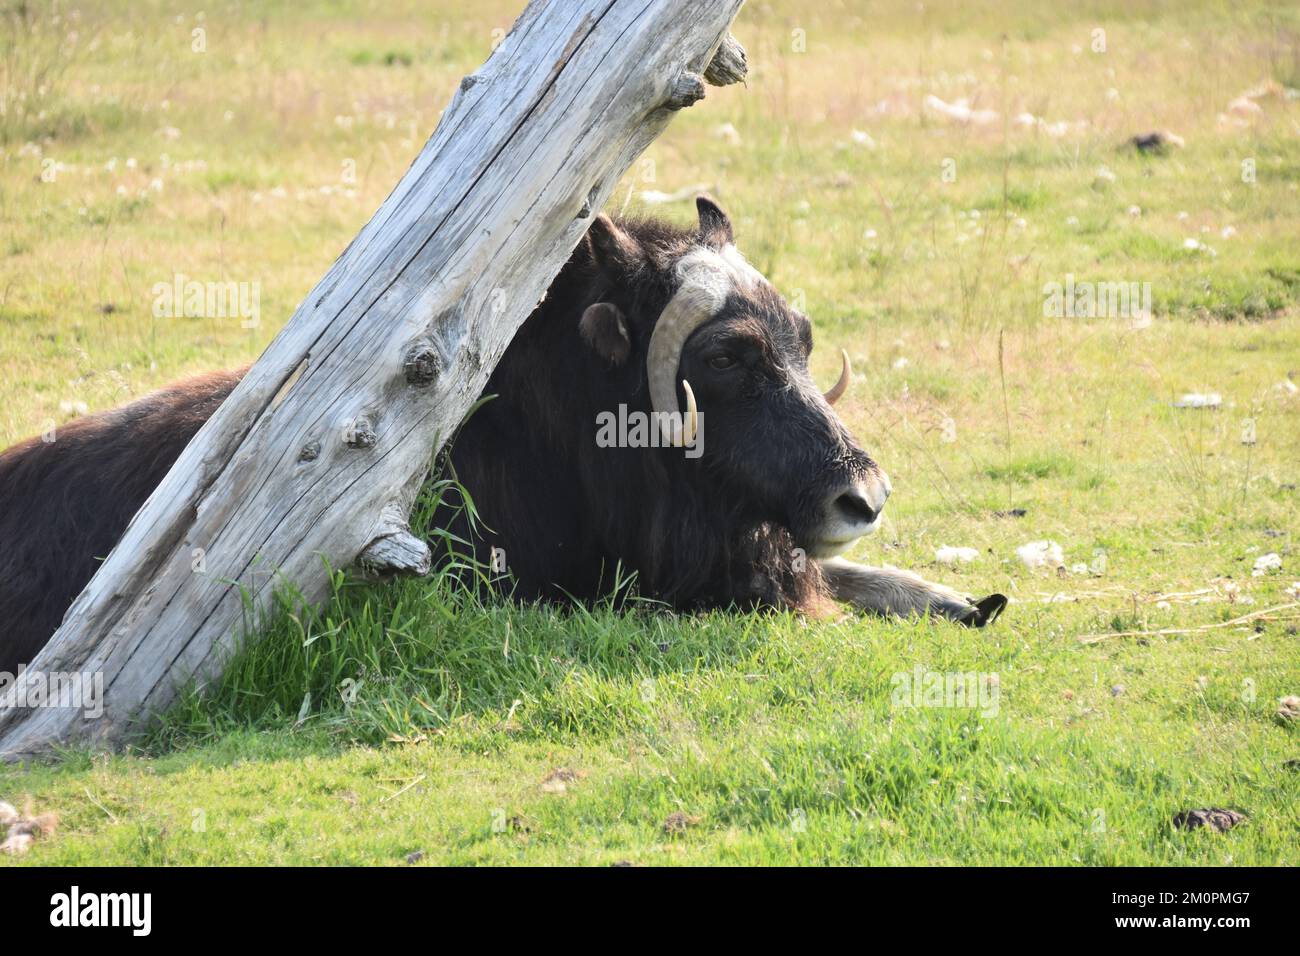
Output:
(0, 197), (1005, 672)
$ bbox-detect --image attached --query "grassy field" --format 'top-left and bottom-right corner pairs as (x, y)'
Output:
(2, 0), (1298, 865)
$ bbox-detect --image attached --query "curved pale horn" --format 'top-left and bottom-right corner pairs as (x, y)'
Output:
(646, 254), (731, 446)
(681, 379), (698, 446)
(823, 349), (851, 405)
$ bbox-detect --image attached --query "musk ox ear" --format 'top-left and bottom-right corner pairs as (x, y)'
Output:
(579, 301), (631, 366)
(585, 214), (644, 273)
(696, 194), (734, 249)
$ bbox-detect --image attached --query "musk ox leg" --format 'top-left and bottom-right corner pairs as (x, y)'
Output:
(818, 557), (1007, 628)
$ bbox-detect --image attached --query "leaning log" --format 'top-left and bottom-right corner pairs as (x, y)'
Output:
(0, 0), (747, 758)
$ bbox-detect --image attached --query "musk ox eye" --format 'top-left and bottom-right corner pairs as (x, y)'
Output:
(707, 355), (736, 371)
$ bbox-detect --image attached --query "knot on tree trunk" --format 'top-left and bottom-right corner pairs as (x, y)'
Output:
(403, 340), (444, 387)
(666, 72), (706, 110)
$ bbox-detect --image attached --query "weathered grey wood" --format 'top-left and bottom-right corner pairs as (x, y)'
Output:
(357, 504), (432, 578)
(0, 3), (748, 759)
(703, 33), (747, 86)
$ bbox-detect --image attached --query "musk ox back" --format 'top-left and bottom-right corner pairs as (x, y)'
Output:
(0, 371), (242, 670)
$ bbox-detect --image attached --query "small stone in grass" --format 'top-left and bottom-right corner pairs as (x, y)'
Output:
(1172, 808), (1246, 833)
(1278, 696), (1300, 721)
(1017, 539), (1065, 571)
(1251, 552), (1282, 577)
(405, 850), (424, 864)
(11, 813), (58, 838)
(0, 799), (58, 856)
(0, 832), (33, 856)
(935, 545), (979, 564)
(540, 767), (583, 794)
(663, 811), (702, 834)
(1111, 684), (1125, 697)
(1129, 131), (1184, 154)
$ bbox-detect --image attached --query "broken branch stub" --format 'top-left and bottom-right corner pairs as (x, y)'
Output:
(704, 33), (748, 86)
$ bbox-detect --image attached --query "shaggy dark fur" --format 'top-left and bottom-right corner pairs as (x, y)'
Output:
(0, 203), (880, 671)
(0, 371), (242, 670)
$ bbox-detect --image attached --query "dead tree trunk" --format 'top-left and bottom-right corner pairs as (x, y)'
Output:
(0, 0), (747, 759)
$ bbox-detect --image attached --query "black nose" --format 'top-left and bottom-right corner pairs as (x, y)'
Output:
(834, 487), (878, 525)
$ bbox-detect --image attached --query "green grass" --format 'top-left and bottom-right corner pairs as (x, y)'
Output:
(1, 0), (1299, 865)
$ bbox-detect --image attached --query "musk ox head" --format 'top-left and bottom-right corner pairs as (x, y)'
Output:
(579, 196), (890, 561)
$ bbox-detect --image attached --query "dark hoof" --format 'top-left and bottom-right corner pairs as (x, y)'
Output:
(962, 593), (1008, 628)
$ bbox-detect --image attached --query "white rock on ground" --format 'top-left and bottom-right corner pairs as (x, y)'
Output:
(1017, 540), (1065, 570)
(936, 545), (980, 564)
(1173, 392), (1222, 408)
(1252, 552), (1282, 576)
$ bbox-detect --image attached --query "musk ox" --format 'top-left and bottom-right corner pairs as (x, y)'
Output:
(0, 197), (1005, 672)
